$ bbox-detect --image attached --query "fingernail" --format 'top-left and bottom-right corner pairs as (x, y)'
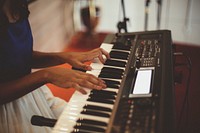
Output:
(96, 86), (102, 90)
(83, 92), (87, 95)
(81, 90), (87, 94)
(103, 84), (107, 88)
(99, 83), (106, 89)
(86, 66), (92, 71)
(100, 80), (105, 83)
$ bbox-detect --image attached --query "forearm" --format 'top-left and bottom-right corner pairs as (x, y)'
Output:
(32, 51), (67, 68)
(0, 70), (49, 105)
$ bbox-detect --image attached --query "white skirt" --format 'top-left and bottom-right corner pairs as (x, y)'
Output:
(0, 85), (67, 133)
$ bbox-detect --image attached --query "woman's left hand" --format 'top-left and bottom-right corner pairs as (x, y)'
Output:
(59, 48), (110, 70)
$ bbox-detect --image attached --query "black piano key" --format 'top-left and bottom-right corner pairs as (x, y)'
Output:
(102, 79), (120, 85)
(100, 68), (123, 75)
(106, 84), (119, 89)
(101, 69), (123, 76)
(91, 90), (117, 96)
(110, 55), (127, 60)
(110, 50), (129, 56)
(87, 98), (114, 105)
(100, 70), (123, 76)
(100, 72), (123, 80)
(77, 118), (108, 127)
(112, 43), (131, 51)
(83, 105), (112, 112)
(74, 124), (106, 133)
(98, 73), (122, 79)
(71, 130), (92, 133)
(89, 93), (116, 100)
(104, 59), (126, 67)
(81, 109), (110, 118)
(110, 51), (129, 60)
(101, 67), (124, 73)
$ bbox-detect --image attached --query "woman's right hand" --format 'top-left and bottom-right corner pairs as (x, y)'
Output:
(43, 67), (106, 94)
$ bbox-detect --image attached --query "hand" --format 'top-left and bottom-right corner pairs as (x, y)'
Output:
(44, 67), (106, 94)
(60, 48), (110, 70)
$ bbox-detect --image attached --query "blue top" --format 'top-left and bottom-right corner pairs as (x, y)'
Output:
(0, 19), (33, 82)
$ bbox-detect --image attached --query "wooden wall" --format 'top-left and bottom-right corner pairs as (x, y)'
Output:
(28, 0), (74, 52)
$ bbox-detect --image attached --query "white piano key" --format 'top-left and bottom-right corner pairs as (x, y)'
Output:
(53, 115), (74, 132)
(78, 113), (110, 123)
(57, 107), (111, 132)
(64, 109), (110, 123)
(86, 101), (114, 109)
(84, 101), (113, 109)
(104, 88), (119, 93)
(64, 108), (112, 120)
(86, 69), (100, 77)
(100, 43), (113, 50)
(90, 63), (104, 70)
(110, 57), (128, 62)
(111, 48), (131, 53)
(56, 116), (78, 133)
(106, 58), (128, 65)
(66, 97), (115, 111)
(103, 64), (126, 70)
(92, 43), (113, 64)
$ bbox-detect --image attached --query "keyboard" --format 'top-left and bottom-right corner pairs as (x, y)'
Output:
(52, 30), (175, 133)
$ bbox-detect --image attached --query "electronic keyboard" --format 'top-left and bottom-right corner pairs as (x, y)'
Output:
(52, 30), (175, 133)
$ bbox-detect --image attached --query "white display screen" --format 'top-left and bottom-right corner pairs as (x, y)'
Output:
(132, 70), (152, 94)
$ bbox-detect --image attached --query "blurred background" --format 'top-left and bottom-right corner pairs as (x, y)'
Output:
(28, 0), (200, 52)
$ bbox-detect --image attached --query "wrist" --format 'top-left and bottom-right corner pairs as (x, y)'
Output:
(38, 69), (52, 84)
(56, 52), (71, 64)
(60, 52), (75, 64)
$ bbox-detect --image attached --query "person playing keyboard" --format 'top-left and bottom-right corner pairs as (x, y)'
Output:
(0, 0), (110, 133)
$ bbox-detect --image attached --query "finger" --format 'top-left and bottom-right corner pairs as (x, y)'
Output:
(98, 51), (105, 64)
(100, 48), (110, 59)
(70, 82), (87, 94)
(82, 64), (92, 71)
(82, 74), (107, 88)
(85, 65), (92, 71)
(81, 53), (98, 63)
(76, 71), (105, 83)
(75, 78), (104, 90)
(87, 49), (105, 64)
(76, 62), (92, 71)
(75, 70), (89, 75)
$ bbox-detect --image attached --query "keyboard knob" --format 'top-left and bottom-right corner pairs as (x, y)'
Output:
(135, 58), (141, 69)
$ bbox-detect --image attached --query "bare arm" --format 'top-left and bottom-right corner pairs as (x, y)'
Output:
(0, 67), (106, 105)
(32, 51), (66, 68)
(0, 48), (109, 105)
(0, 70), (48, 105)
(32, 48), (110, 70)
